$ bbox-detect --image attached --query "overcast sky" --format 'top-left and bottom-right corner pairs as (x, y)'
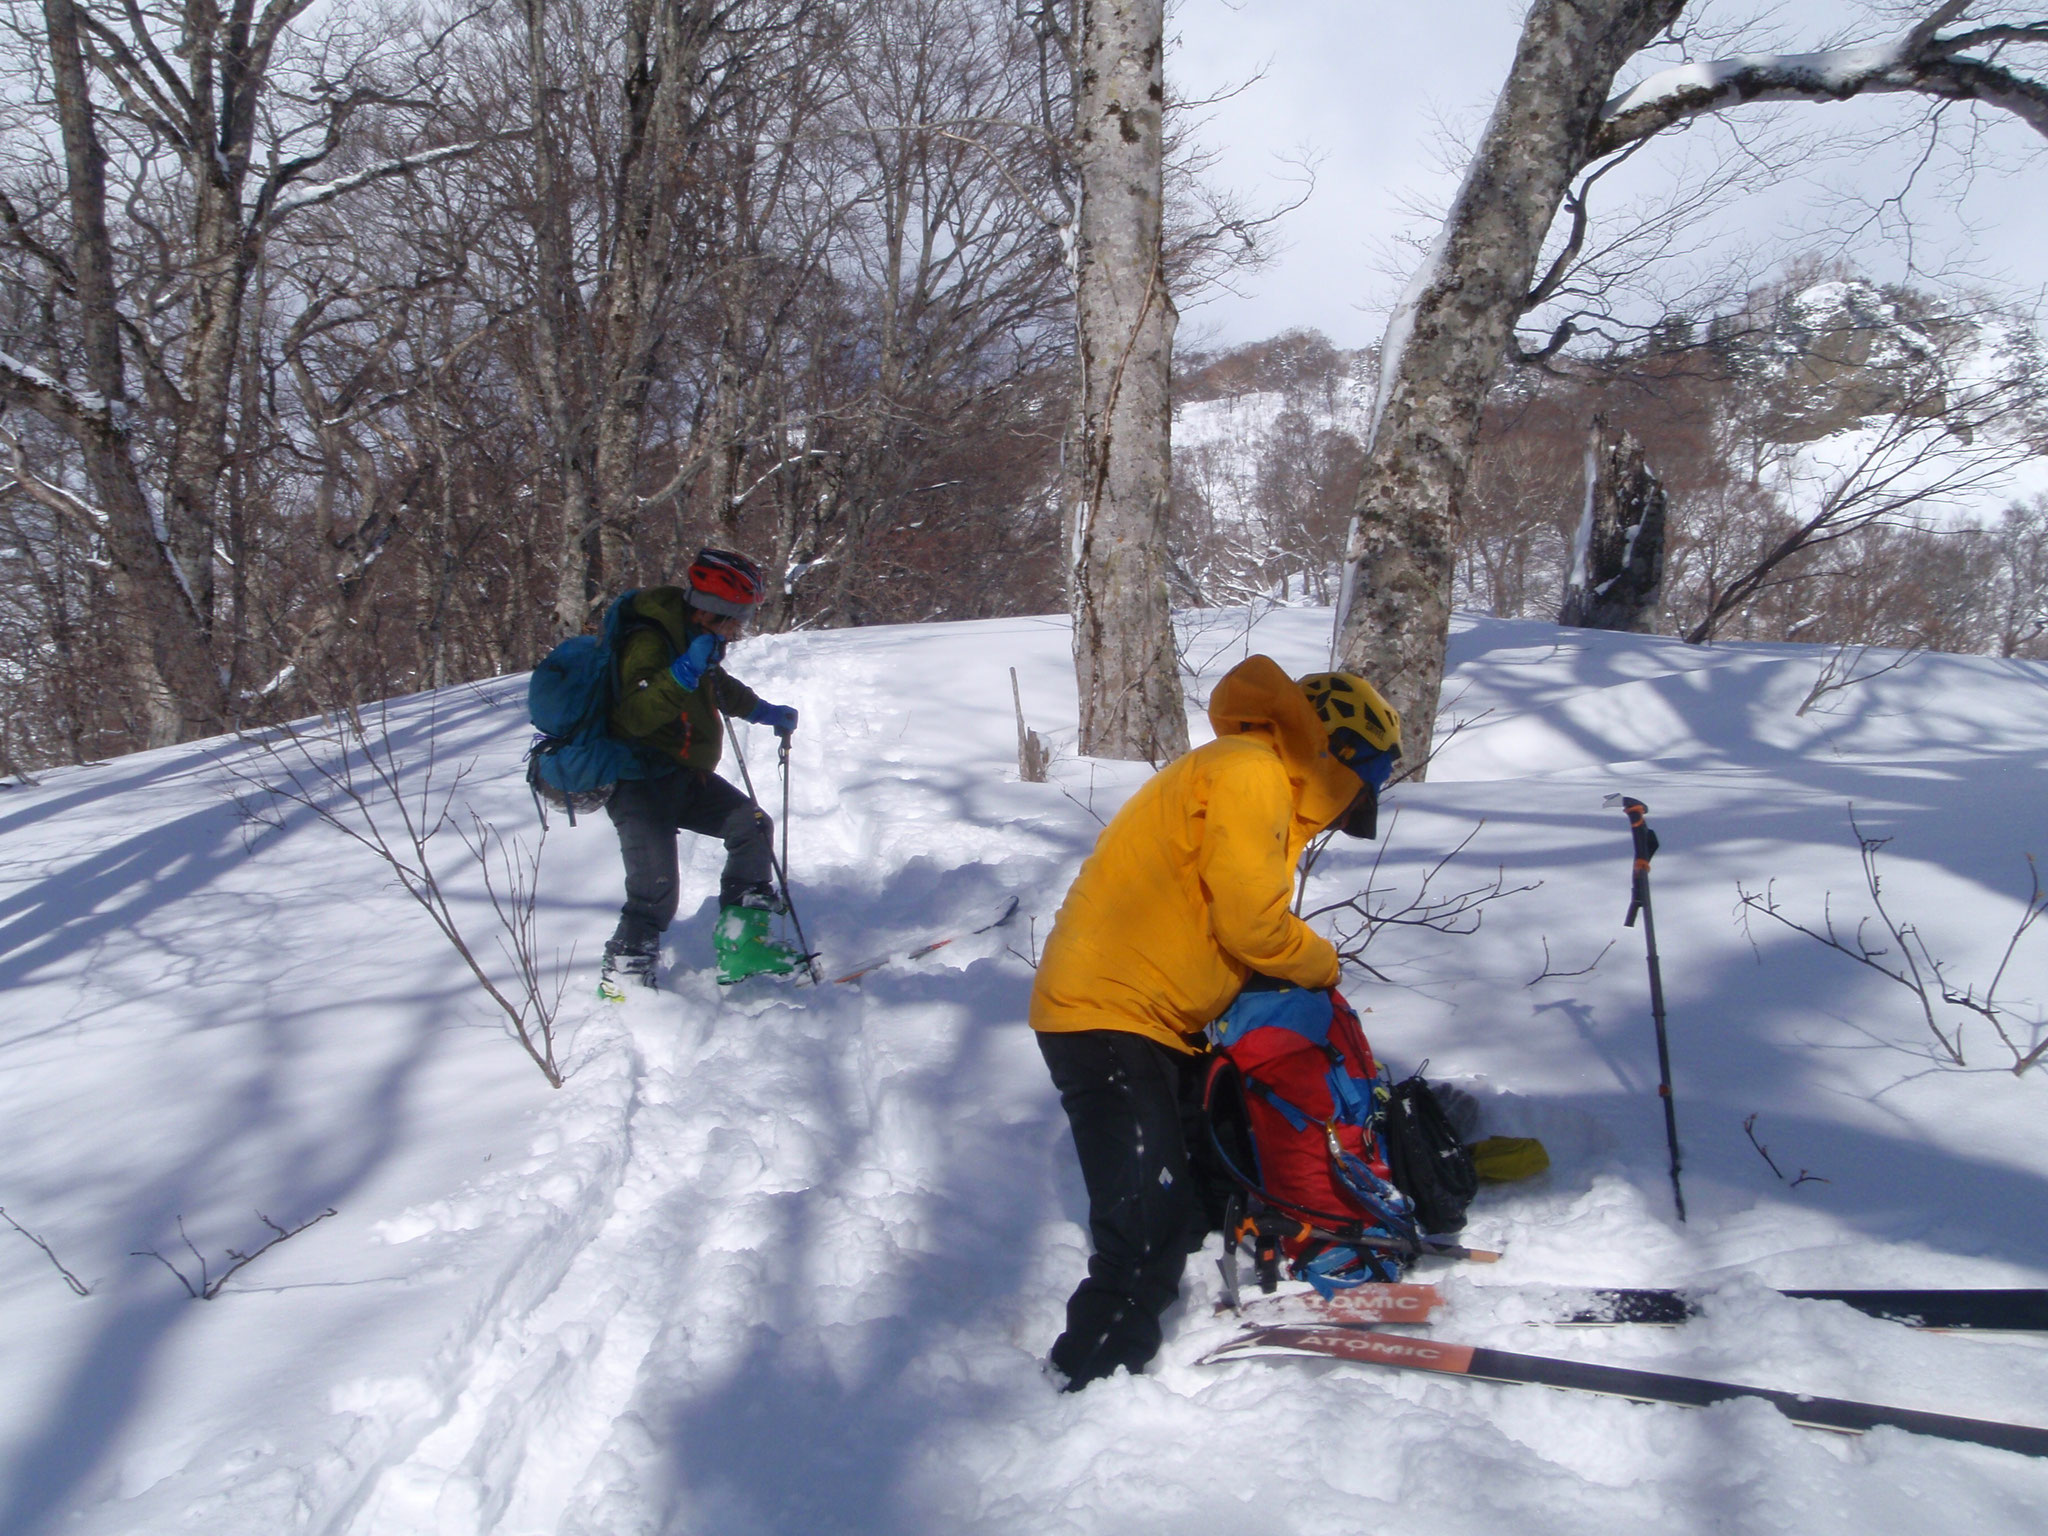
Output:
(1166, 1), (2048, 354)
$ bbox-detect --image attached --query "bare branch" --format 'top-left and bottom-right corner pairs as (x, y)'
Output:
(1305, 815), (1543, 978)
(133, 1208), (337, 1299)
(1, 1205), (91, 1296)
(1736, 809), (2048, 1073)
(1526, 934), (1616, 986)
(0, 418), (112, 530)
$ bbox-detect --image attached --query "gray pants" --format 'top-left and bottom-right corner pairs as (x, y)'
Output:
(605, 770), (773, 954)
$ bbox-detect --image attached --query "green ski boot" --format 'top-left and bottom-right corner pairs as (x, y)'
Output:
(714, 903), (802, 985)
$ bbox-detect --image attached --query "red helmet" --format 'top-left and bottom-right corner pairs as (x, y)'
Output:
(687, 548), (765, 617)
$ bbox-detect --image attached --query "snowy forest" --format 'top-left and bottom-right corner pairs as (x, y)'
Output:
(2, 0), (1086, 771)
(7, 3), (2048, 1532)
(7, 0), (2048, 777)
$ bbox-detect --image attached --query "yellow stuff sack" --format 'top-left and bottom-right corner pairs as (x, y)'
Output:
(1469, 1136), (1550, 1183)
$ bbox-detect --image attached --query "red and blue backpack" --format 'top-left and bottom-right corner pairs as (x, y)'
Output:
(1203, 982), (1420, 1297)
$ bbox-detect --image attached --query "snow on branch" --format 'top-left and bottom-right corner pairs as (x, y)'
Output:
(0, 350), (109, 425)
(0, 419), (112, 531)
(1593, 11), (2048, 156)
(265, 136), (524, 226)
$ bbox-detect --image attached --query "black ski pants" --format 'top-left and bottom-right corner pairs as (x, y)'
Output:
(605, 769), (773, 954)
(1038, 1027), (1224, 1389)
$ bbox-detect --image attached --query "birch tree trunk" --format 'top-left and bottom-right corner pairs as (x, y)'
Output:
(1335, 0), (1683, 773)
(525, 0), (604, 634)
(1069, 0), (1186, 762)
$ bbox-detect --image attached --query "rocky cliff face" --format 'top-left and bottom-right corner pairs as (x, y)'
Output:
(1716, 279), (1951, 443)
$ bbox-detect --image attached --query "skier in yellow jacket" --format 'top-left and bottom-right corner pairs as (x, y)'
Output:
(1032, 654), (1402, 1388)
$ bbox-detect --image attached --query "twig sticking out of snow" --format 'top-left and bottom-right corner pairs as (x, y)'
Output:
(132, 1209), (337, 1300)
(1526, 935), (1615, 987)
(1745, 1114), (1835, 1188)
(226, 696), (566, 1087)
(1, 1205), (90, 1296)
(1737, 809), (2048, 1075)
(1795, 644), (1920, 717)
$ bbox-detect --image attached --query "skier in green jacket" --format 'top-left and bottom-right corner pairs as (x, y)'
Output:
(600, 549), (804, 996)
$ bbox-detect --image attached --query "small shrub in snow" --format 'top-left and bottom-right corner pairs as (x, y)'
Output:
(1738, 811), (2048, 1075)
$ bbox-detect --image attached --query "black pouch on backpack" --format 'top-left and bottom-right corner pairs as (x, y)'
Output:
(1380, 1074), (1480, 1235)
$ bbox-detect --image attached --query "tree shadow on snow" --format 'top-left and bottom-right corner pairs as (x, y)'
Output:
(0, 719), (493, 1533)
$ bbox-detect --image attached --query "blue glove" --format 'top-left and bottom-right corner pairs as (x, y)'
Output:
(668, 631), (723, 691)
(749, 701), (798, 739)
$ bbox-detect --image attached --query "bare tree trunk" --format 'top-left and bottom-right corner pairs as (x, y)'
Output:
(523, 0), (754, 625)
(163, 170), (251, 636)
(41, 0), (227, 744)
(590, 0), (720, 584)
(524, 0), (604, 635)
(1069, 0), (1185, 762)
(1337, 0), (1684, 771)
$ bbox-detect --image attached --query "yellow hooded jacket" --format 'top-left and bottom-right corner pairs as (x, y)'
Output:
(1029, 654), (1362, 1054)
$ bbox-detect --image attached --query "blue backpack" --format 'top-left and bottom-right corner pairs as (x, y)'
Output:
(525, 591), (657, 823)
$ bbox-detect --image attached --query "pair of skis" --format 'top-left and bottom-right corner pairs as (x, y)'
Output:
(1202, 1283), (2048, 1458)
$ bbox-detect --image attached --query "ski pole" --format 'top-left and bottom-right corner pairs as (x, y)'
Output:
(720, 708), (822, 983)
(779, 734), (793, 907)
(775, 734), (813, 983)
(1607, 794), (1684, 1221)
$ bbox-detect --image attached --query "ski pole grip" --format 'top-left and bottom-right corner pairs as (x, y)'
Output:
(1621, 798), (1656, 865)
(1616, 796), (1658, 927)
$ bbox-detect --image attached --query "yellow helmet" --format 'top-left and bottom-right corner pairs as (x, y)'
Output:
(1298, 672), (1402, 763)
(1300, 672), (1401, 839)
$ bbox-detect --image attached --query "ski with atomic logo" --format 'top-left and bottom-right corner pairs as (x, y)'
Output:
(1199, 1324), (2048, 1457)
(1220, 1282), (2048, 1332)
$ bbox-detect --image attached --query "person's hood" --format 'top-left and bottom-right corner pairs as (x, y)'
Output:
(1207, 654), (1362, 832)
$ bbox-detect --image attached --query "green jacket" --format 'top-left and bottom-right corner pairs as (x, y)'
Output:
(607, 586), (761, 772)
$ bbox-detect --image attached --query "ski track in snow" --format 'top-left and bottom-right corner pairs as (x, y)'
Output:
(4, 609), (2048, 1534)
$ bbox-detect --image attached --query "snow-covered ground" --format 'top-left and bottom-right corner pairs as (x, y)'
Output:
(4, 607), (2046, 1535)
